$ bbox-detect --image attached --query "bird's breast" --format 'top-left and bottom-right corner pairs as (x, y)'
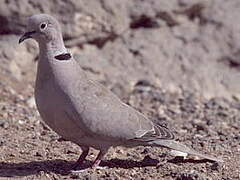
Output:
(34, 64), (87, 141)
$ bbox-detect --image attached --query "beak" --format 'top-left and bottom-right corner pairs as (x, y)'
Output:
(19, 31), (36, 44)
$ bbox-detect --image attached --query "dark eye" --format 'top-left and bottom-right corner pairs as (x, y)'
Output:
(40, 23), (47, 29)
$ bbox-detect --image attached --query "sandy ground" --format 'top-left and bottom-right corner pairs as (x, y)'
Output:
(0, 78), (239, 180)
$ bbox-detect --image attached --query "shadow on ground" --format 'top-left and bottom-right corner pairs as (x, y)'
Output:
(0, 156), (160, 178)
(0, 155), (213, 178)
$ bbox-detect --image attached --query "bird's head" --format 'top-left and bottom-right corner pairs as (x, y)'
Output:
(19, 14), (62, 44)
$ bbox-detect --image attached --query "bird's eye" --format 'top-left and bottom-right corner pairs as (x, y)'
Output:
(40, 23), (47, 29)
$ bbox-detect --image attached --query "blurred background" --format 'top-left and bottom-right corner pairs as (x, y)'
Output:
(0, 0), (240, 100)
(0, 0), (239, 179)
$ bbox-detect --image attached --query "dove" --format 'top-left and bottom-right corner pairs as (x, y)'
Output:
(19, 14), (223, 169)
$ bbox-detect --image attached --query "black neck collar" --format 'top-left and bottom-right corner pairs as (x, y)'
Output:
(54, 53), (72, 60)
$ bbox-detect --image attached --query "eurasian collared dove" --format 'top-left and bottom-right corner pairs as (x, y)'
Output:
(19, 14), (223, 169)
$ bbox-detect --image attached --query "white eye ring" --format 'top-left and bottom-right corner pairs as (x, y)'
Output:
(40, 23), (47, 30)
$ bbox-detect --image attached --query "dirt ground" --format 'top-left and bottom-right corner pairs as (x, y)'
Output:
(0, 0), (240, 179)
(0, 76), (239, 180)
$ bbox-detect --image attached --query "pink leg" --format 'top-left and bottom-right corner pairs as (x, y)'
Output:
(72, 146), (89, 169)
(91, 148), (108, 168)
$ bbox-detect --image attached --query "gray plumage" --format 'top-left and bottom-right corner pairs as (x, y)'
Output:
(19, 14), (223, 168)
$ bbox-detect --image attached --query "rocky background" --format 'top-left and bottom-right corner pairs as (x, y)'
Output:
(0, 0), (239, 179)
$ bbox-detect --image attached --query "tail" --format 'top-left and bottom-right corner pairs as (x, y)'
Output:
(149, 139), (223, 162)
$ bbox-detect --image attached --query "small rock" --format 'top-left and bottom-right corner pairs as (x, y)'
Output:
(35, 151), (43, 157)
(0, 119), (9, 129)
(0, 138), (4, 146)
(18, 119), (25, 125)
(210, 162), (220, 171)
(66, 149), (75, 154)
(115, 148), (124, 154)
(134, 79), (152, 87)
(141, 148), (150, 154)
(26, 96), (36, 108)
(133, 80), (153, 93)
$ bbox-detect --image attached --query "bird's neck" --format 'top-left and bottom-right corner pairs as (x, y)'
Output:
(39, 36), (67, 59)
(37, 37), (69, 82)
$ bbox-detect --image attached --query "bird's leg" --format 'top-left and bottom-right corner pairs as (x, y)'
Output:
(72, 146), (89, 169)
(91, 148), (108, 168)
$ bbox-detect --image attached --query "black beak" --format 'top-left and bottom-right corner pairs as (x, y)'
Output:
(19, 31), (36, 44)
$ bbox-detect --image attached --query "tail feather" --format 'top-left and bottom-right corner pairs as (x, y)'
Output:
(149, 139), (223, 162)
